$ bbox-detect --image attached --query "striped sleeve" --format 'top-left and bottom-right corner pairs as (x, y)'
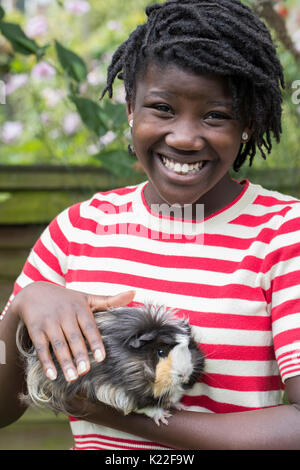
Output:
(0, 205), (73, 320)
(265, 205), (300, 382)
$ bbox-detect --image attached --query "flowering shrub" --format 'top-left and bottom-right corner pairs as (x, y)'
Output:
(0, 0), (299, 174)
(0, 0), (151, 175)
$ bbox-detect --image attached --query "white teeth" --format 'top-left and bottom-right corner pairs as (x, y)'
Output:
(160, 155), (206, 174)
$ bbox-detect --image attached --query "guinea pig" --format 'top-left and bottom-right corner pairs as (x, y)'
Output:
(16, 304), (204, 425)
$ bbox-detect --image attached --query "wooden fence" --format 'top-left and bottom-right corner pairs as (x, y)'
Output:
(0, 164), (145, 310)
(0, 164), (299, 311)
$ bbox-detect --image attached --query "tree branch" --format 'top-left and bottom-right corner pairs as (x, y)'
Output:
(253, 0), (300, 63)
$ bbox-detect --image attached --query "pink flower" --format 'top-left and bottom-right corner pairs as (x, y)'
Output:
(41, 88), (65, 107)
(64, 0), (90, 15)
(87, 68), (105, 86)
(36, 0), (53, 5)
(87, 143), (100, 155)
(1, 121), (23, 144)
(40, 112), (50, 125)
(5, 74), (28, 95)
(114, 86), (126, 104)
(107, 20), (122, 32)
(25, 16), (48, 38)
(63, 112), (81, 134)
(31, 62), (56, 80)
(293, 31), (300, 52)
(98, 130), (116, 148)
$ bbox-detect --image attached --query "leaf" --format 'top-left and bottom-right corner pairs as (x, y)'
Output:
(0, 22), (44, 56)
(55, 40), (87, 83)
(0, 6), (5, 20)
(70, 95), (108, 136)
(95, 149), (136, 177)
(101, 100), (127, 128)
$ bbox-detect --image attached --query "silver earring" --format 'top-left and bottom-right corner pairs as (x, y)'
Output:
(242, 131), (249, 141)
(129, 119), (133, 128)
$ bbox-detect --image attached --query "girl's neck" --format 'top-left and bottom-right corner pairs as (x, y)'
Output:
(144, 174), (244, 221)
(199, 175), (244, 219)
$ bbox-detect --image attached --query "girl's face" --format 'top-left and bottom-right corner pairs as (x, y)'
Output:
(127, 62), (251, 216)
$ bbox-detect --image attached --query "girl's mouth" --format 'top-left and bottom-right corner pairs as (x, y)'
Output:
(157, 153), (207, 176)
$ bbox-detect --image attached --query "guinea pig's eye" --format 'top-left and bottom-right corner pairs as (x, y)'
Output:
(157, 348), (168, 359)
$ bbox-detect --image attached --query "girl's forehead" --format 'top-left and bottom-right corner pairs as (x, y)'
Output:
(135, 61), (233, 101)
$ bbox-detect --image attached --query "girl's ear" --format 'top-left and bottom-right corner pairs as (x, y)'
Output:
(242, 123), (254, 143)
(126, 101), (134, 126)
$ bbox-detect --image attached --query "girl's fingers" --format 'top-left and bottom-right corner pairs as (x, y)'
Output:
(28, 329), (58, 381)
(23, 290), (136, 383)
(88, 290), (136, 313)
(47, 327), (79, 382)
(81, 291), (136, 363)
(61, 321), (91, 376)
(76, 308), (105, 363)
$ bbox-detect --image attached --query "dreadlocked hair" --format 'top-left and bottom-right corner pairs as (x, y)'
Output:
(101, 0), (285, 171)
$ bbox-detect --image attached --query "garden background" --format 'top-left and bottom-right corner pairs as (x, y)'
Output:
(0, 0), (299, 450)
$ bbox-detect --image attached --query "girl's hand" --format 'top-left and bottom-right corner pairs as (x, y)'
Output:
(13, 281), (135, 383)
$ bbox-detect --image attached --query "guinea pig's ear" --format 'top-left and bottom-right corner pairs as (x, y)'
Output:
(129, 331), (156, 349)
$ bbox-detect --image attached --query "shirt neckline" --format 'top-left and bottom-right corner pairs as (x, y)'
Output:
(131, 179), (260, 237)
(141, 176), (253, 211)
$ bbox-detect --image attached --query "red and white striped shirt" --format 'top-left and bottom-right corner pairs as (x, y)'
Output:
(2, 179), (300, 450)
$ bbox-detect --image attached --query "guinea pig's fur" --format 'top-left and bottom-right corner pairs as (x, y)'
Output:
(16, 304), (204, 425)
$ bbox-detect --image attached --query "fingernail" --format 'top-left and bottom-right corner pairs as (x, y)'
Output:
(77, 360), (88, 375)
(94, 349), (104, 362)
(66, 368), (77, 381)
(46, 368), (57, 381)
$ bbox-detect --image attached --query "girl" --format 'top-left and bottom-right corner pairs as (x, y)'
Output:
(1, 0), (300, 450)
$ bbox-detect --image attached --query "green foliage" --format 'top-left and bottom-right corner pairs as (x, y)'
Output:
(0, 0), (299, 175)
(95, 148), (137, 178)
(0, 21), (47, 58)
(55, 41), (87, 83)
(0, 5), (5, 21)
(70, 95), (107, 135)
(0, 1), (148, 174)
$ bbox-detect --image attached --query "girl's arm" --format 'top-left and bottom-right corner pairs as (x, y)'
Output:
(0, 282), (135, 428)
(0, 300), (28, 427)
(70, 375), (300, 450)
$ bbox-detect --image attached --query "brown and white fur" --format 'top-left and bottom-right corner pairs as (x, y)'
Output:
(16, 304), (204, 425)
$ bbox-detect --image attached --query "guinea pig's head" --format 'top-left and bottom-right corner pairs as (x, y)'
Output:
(123, 305), (205, 398)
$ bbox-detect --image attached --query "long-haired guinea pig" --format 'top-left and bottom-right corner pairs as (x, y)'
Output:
(16, 304), (204, 425)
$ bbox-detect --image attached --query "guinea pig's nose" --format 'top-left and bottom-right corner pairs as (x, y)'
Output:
(178, 373), (185, 380)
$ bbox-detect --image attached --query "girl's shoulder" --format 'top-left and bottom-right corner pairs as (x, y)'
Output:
(57, 182), (146, 226)
(250, 180), (300, 212)
(249, 181), (300, 230)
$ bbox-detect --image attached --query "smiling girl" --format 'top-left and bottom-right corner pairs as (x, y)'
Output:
(1, 0), (300, 450)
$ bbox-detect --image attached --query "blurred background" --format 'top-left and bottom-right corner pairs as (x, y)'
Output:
(0, 0), (299, 450)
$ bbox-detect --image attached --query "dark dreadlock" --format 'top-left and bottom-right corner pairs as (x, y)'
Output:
(101, 0), (285, 171)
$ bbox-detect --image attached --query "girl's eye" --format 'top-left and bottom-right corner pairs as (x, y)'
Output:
(205, 112), (231, 120)
(154, 104), (172, 114)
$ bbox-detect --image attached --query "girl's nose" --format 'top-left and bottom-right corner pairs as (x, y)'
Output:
(165, 122), (206, 152)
